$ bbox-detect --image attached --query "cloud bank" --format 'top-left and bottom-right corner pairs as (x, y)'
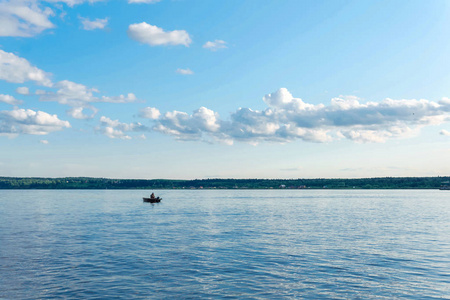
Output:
(138, 88), (450, 144)
(1, 49), (449, 143)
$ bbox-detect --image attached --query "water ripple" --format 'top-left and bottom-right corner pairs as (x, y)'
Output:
(1, 189), (449, 299)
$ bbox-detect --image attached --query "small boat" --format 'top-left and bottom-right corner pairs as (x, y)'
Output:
(143, 197), (162, 203)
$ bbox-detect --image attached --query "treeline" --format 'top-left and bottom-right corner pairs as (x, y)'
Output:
(0, 176), (448, 189)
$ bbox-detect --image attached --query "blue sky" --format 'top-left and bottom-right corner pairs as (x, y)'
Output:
(1, 0), (450, 179)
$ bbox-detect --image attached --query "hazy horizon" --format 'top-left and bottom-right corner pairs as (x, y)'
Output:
(2, 175), (450, 182)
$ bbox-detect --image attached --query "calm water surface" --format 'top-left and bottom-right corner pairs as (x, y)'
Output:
(1, 190), (449, 299)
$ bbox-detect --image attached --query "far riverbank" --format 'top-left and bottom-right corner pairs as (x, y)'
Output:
(1, 176), (449, 190)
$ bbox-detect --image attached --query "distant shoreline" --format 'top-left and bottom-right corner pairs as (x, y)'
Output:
(1, 176), (449, 190)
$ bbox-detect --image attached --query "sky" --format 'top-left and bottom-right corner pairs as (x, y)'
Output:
(1, 0), (450, 179)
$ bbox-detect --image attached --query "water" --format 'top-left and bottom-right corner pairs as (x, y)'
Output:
(1, 189), (449, 299)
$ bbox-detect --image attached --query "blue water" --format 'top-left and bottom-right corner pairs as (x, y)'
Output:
(1, 190), (449, 299)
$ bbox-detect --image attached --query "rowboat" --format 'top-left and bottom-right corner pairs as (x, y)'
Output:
(143, 197), (162, 203)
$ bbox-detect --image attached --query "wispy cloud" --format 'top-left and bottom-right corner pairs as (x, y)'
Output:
(97, 116), (149, 140)
(176, 68), (194, 75)
(128, 0), (160, 3)
(203, 40), (227, 51)
(46, 0), (106, 7)
(440, 129), (450, 136)
(127, 22), (191, 46)
(0, 1), (54, 37)
(39, 80), (137, 119)
(16, 87), (30, 95)
(0, 94), (22, 105)
(0, 0), (108, 37)
(280, 167), (302, 172)
(79, 16), (108, 30)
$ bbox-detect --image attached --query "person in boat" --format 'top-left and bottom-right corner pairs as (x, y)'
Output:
(150, 193), (155, 199)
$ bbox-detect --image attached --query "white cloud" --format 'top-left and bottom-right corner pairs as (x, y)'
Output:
(203, 40), (227, 51)
(16, 87), (30, 95)
(127, 22), (191, 47)
(331, 95), (361, 110)
(39, 139), (49, 144)
(150, 88), (450, 144)
(101, 126), (132, 140)
(97, 116), (149, 139)
(67, 106), (98, 119)
(154, 107), (221, 142)
(39, 80), (137, 118)
(79, 16), (108, 30)
(99, 93), (136, 103)
(0, 0), (109, 37)
(40, 80), (97, 106)
(128, 0), (160, 3)
(99, 116), (148, 131)
(176, 68), (193, 75)
(0, 50), (53, 87)
(0, 0), (110, 37)
(139, 107), (160, 119)
(339, 129), (394, 143)
(262, 88), (321, 111)
(45, 0), (105, 7)
(440, 129), (450, 136)
(0, 108), (70, 136)
(0, 1), (54, 37)
(0, 94), (23, 105)
(440, 97), (450, 105)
